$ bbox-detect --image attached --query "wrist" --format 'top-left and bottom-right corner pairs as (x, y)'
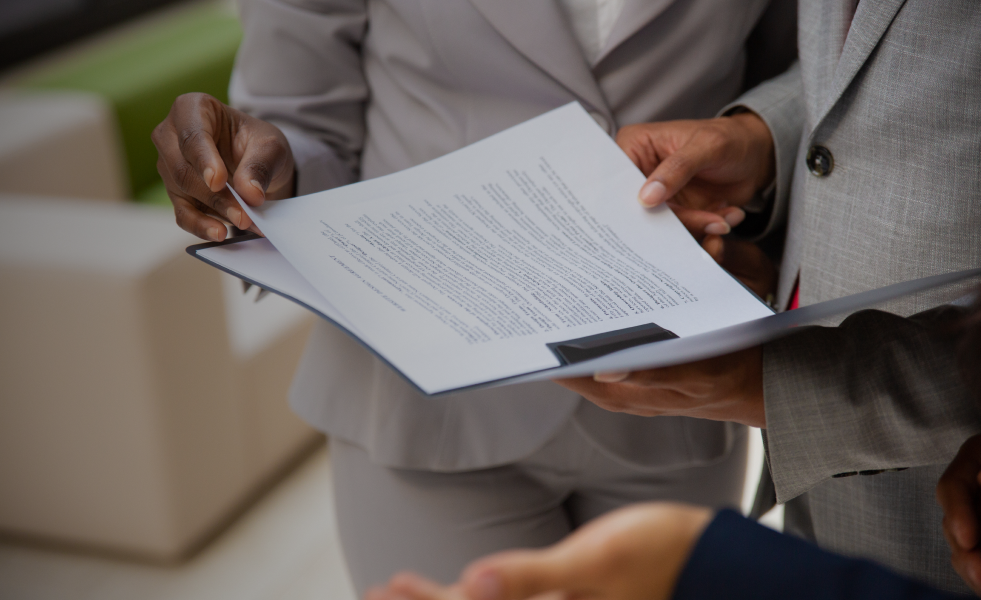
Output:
(731, 346), (766, 428)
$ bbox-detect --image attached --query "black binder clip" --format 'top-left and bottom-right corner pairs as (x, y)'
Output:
(546, 322), (678, 365)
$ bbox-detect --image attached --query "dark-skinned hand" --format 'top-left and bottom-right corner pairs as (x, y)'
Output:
(151, 92), (295, 241)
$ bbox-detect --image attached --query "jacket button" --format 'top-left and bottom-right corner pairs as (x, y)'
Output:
(806, 145), (834, 177)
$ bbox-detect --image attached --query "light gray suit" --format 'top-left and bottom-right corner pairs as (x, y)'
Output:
(229, 0), (793, 590)
(232, 0), (791, 472)
(734, 0), (981, 592)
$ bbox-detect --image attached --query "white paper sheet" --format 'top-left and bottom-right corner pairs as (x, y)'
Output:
(193, 237), (981, 393)
(197, 237), (360, 335)
(228, 103), (774, 394)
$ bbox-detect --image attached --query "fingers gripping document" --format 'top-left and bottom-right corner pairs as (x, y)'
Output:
(188, 104), (980, 395)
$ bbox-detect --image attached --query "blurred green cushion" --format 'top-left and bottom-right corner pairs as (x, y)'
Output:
(134, 179), (173, 208)
(20, 5), (242, 200)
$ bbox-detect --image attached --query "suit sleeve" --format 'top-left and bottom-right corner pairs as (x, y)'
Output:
(673, 509), (972, 600)
(229, 0), (369, 195)
(761, 305), (981, 504)
(719, 62), (804, 239)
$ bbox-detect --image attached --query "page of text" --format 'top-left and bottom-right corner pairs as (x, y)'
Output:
(236, 104), (772, 393)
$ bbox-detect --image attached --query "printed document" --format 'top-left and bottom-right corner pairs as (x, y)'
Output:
(207, 104), (774, 394)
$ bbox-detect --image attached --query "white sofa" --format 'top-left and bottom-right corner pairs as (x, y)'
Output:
(0, 195), (320, 561)
(0, 91), (129, 201)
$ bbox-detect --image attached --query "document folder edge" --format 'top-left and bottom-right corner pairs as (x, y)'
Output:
(188, 238), (981, 396)
(186, 236), (560, 398)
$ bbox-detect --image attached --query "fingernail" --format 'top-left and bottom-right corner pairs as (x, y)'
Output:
(226, 206), (244, 228)
(208, 226), (225, 242)
(470, 572), (502, 600)
(639, 180), (667, 207)
(594, 371), (630, 383)
(203, 167), (216, 191)
(250, 179), (265, 199)
(724, 209), (746, 228)
(705, 222), (731, 235)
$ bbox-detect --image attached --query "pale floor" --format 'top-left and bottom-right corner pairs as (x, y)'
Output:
(0, 449), (358, 600)
(0, 431), (781, 600)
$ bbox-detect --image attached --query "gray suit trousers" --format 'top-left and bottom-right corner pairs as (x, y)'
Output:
(331, 412), (748, 595)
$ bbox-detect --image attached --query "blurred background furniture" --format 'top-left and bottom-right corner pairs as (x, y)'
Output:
(0, 0), (189, 71)
(0, 196), (319, 561)
(0, 91), (128, 200)
(6, 1), (242, 204)
(0, 0), (323, 562)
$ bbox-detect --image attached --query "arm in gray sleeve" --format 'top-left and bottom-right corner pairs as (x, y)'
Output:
(721, 62), (804, 239)
(762, 304), (981, 504)
(230, 0), (369, 195)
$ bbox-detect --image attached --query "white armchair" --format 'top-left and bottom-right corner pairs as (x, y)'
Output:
(0, 196), (320, 561)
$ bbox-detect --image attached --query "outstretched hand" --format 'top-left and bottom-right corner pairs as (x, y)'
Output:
(151, 92), (296, 241)
(365, 503), (714, 600)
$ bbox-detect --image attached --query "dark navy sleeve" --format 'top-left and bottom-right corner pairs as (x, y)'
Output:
(672, 509), (971, 600)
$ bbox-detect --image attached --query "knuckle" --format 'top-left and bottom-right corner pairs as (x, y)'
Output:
(615, 124), (639, 144)
(695, 127), (731, 157)
(150, 122), (165, 145)
(694, 127), (727, 151)
(665, 153), (692, 177)
(246, 157), (273, 185)
(206, 192), (226, 210)
(176, 127), (207, 155)
(172, 161), (197, 193)
(175, 91), (210, 110)
(173, 203), (191, 227)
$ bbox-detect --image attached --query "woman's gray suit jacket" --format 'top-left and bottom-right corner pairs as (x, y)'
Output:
(734, 0), (981, 592)
(229, 0), (793, 473)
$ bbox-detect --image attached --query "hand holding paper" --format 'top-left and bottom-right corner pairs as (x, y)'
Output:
(616, 113), (776, 263)
(558, 346), (766, 428)
(195, 103), (980, 396)
(215, 104), (773, 394)
(151, 92), (294, 241)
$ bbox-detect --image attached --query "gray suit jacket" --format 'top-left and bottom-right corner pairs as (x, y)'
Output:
(736, 0), (981, 591)
(230, 0), (791, 471)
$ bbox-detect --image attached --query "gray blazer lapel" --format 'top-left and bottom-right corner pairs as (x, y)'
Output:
(812, 0), (907, 129)
(593, 0), (675, 65)
(467, 0), (610, 115)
